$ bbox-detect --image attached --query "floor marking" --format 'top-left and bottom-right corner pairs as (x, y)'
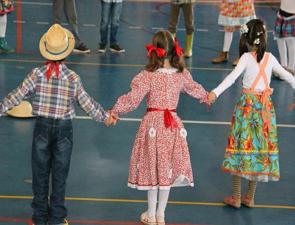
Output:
(75, 116), (295, 128)
(0, 196), (294, 209)
(36, 21), (49, 25)
(0, 217), (210, 225)
(0, 58), (234, 72)
(83, 24), (97, 27)
(16, 0), (23, 53)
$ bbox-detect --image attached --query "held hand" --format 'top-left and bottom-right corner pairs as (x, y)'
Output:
(208, 91), (217, 105)
(288, 102), (295, 111)
(104, 110), (119, 127)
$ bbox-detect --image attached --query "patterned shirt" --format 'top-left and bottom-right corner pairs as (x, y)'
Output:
(0, 63), (108, 121)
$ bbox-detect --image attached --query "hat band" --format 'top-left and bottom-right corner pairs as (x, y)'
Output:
(44, 40), (70, 56)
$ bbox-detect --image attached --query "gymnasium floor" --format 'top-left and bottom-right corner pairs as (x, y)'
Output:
(0, 0), (294, 225)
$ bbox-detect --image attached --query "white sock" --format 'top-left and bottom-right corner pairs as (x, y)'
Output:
(277, 38), (287, 67)
(0, 14), (7, 38)
(286, 38), (295, 71)
(156, 190), (170, 218)
(223, 31), (233, 52)
(147, 189), (158, 219)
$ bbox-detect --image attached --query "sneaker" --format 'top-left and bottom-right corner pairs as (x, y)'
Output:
(97, 44), (106, 53)
(0, 37), (14, 54)
(73, 42), (90, 54)
(110, 43), (125, 53)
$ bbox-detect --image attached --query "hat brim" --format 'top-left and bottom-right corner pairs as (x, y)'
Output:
(39, 27), (75, 61)
(6, 111), (35, 118)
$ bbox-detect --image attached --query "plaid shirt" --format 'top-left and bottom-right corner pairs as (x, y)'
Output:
(0, 63), (108, 121)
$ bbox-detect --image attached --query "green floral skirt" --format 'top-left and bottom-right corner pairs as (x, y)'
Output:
(222, 93), (280, 182)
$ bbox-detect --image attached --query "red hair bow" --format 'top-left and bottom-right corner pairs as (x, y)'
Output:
(174, 38), (183, 57)
(146, 44), (166, 58)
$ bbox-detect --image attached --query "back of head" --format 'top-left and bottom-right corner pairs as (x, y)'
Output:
(145, 30), (185, 72)
(239, 19), (267, 63)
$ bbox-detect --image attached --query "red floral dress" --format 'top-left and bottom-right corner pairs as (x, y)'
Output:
(112, 68), (208, 190)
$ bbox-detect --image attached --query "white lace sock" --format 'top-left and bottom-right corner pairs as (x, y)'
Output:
(147, 189), (158, 219)
(277, 38), (288, 67)
(223, 31), (233, 52)
(286, 38), (295, 71)
(0, 14), (7, 38)
(156, 190), (170, 218)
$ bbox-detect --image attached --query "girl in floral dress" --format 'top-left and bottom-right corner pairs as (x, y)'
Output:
(208, 19), (295, 208)
(111, 30), (208, 224)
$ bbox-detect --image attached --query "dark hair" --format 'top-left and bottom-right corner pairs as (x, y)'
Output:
(239, 19), (267, 63)
(145, 30), (185, 72)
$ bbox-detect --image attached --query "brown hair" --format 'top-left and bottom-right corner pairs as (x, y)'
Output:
(145, 30), (185, 72)
(239, 19), (267, 63)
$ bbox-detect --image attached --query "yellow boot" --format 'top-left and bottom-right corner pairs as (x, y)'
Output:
(184, 34), (194, 58)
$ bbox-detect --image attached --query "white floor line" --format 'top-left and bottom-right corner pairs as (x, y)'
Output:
(75, 116), (295, 128)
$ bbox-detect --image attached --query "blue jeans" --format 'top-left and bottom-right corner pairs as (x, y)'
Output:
(99, 1), (122, 46)
(31, 117), (73, 225)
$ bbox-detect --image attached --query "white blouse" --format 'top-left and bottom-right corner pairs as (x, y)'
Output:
(281, 0), (295, 14)
(212, 52), (295, 97)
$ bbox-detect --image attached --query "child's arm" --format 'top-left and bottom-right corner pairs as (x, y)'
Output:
(0, 70), (36, 116)
(212, 54), (247, 98)
(182, 70), (208, 103)
(111, 71), (150, 115)
(272, 54), (295, 89)
(76, 77), (109, 122)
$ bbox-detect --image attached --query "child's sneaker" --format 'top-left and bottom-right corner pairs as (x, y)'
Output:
(223, 196), (241, 208)
(73, 42), (90, 54)
(110, 43), (125, 53)
(241, 196), (254, 208)
(98, 44), (107, 53)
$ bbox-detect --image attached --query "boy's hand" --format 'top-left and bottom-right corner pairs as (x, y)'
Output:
(208, 91), (217, 105)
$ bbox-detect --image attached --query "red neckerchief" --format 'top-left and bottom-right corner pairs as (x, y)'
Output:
(45, 61), (61, 81)
(146, 44), (166, 58)
(174, 38), (183, 57)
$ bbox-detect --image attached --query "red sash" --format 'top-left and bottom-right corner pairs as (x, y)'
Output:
(147, 108), (178, 129)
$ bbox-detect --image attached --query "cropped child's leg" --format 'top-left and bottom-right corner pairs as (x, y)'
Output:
(140, 190), (157, 225)
(286, 38), (295, 73)
(224, 175), (241, 208)
(156, 189), (170, 225)
(211, 26), (234, 64)
(242, 180), (257, 208)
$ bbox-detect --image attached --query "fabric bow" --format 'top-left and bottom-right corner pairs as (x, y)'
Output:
(174, 38), (183, 57)
(163, 109), (178, 129)
(45, 61), (60, 81)
(146, 44), (166, 58)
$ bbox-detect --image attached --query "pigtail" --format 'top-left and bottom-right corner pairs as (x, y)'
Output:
(255, 33), (266, 63)
(239, 33), (249, 58)
(145, 51), (164, 72)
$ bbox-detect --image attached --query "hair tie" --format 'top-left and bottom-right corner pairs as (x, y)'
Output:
(146, 44), (166, 58)
(174, 38), (183, 57)
(240, 24), (249, 35)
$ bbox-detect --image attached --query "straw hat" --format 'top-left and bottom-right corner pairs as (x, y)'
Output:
(6, 101), (34, 118)
(39, 24), (75, 61)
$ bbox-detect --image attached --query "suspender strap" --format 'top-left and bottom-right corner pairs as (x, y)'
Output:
(250, 53), (270, 90)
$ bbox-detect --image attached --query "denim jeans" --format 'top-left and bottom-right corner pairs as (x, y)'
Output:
(99, 1), (122, 46)
(31, 117), (73, 225)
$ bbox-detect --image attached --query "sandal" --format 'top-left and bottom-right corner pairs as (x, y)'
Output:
(156, 215), (165, 225)
(241, 196), (254, 208)
(140, 211), (157, 225)
(223, 196), (241, 208)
